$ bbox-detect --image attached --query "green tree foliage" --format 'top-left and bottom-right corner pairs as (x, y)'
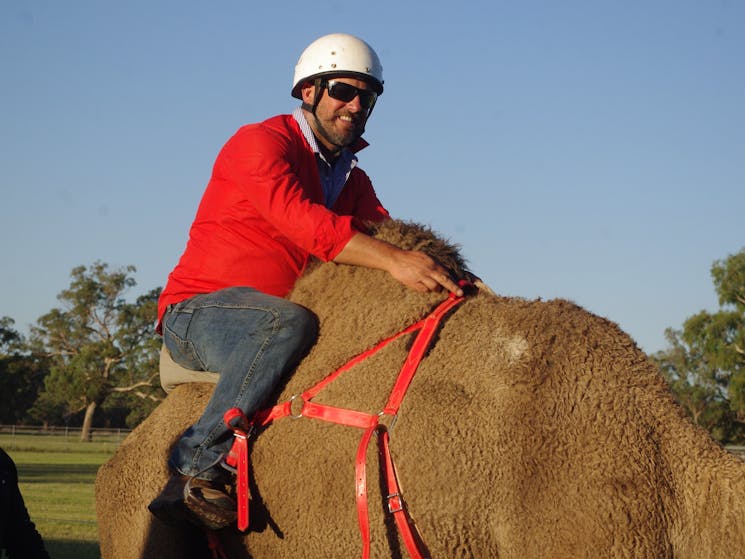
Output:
(0, 317), (23, 352)
(654, 248), (745, 444)
(29, 262), (164, 440)
(0, 317), (50, 424)
(711, 250), (745, 420)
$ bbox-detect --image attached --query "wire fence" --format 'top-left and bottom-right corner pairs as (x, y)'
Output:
(728, 445), (745, 459)
(0, 424), (131, 452)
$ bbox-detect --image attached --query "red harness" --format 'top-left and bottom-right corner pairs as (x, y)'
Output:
(223, 286), (470, 558)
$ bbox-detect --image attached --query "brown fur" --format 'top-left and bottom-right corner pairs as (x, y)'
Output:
(96, 219), (745, 558)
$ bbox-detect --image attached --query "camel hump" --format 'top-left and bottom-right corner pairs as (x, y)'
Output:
(158, 345), (220, 392)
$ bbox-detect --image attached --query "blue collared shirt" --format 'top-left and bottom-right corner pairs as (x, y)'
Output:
(293, 107), (358, 209)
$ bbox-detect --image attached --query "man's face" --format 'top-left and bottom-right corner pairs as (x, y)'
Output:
(301, 77), (375, 153)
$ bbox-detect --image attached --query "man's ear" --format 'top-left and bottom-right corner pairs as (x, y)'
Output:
(300, 81), (316, 104)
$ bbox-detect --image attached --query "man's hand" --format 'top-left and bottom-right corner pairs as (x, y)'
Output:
(333, 232), (463, 296)
(386, 249), (463, 295)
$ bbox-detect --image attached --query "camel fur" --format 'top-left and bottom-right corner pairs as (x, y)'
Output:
(96, 219), (745, 558)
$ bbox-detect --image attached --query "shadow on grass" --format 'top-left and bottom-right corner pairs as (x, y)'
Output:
(19, 462), (101, 484)
(45, 538), (100, 559)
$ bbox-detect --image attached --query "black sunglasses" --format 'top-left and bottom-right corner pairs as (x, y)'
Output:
(323, 80), (378, 109)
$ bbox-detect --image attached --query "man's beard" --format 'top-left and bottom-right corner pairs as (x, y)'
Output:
(313, 112), (366, 149)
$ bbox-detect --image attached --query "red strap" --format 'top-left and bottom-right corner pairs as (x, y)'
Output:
(378, 428), (429, 559)
(246, 324), (420, 430)
(355, 426), (430, 559)
(233, 433), (249, 531)
(302, 401), (378, 430)
(252, 400), (292, 426)
(384, 291), (465, 415)
(355, 426), (377, 559)
(223, 408), (251, 531)
(302, 322), (421, 401)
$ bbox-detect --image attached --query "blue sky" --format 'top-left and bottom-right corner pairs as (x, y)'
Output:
(1, 0), (743, 355)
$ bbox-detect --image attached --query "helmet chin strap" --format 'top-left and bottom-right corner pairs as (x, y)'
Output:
(300, 78), (326, 115)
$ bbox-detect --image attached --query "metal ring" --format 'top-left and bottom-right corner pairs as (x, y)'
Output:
(289, 394), (304, 419)
(377, 411), (398, 432)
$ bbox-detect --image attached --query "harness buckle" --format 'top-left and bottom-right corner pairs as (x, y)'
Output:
(386, 492), (404, 514)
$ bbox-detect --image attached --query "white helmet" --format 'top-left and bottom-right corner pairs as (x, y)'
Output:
(291, 33), (384, 99)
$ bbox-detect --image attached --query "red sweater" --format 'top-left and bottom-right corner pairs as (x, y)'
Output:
(158, 114), (389, 323)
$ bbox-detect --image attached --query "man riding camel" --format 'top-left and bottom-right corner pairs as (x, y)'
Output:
(148, 33), (462, 530)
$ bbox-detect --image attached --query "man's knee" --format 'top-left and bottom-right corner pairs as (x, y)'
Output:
(283, 303), (318, 342)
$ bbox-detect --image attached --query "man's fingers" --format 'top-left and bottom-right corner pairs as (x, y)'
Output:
(422, 267), (462, 296)
(435, 273), (463, 296)
(391, 250), (463, 296)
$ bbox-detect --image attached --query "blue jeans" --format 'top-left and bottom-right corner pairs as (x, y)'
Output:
(161, 287), (317, 480)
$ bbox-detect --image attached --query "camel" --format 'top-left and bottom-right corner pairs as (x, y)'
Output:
(95, 219), (745, 558)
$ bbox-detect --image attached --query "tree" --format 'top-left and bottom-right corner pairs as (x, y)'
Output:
(30, 262), (164, 440)
(654, 248), (745, 443)
(0, 317), (23, 353)
(710, 250), (745, 421)
(0, 317), (49, 424)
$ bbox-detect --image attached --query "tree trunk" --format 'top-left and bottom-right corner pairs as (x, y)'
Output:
(80, 401), (97, 442)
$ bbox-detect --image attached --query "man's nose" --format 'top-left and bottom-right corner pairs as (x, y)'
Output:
(345, 94), (363, 112)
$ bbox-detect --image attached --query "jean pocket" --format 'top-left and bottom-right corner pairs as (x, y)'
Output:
(167, 309), (193, 338)
(163, 312), (205, 371)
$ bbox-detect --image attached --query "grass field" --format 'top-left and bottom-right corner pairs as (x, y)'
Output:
(1, 432), (124, 559)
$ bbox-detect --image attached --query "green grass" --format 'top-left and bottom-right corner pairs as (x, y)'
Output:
(1, 433), (123, 559)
